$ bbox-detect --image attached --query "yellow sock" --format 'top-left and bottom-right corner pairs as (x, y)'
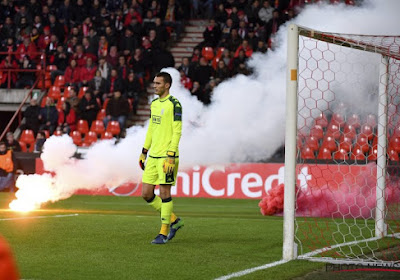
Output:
(147, 195), (162, 212)
(161, 197), (173, 227)
(160, 224), (169, 236)
(170, 213), (177, 224)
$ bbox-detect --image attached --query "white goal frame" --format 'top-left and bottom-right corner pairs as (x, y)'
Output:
(283, 24), (396, 264)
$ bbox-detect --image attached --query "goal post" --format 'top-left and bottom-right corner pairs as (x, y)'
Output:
(283, 24), (400, 265)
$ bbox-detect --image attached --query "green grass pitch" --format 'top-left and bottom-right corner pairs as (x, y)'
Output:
(0, 193), (323, 280)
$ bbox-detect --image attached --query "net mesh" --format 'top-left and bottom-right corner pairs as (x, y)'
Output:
(295, 27), (400, 264)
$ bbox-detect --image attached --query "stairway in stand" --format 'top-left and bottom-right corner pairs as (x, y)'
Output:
(129, 19), (208, 127)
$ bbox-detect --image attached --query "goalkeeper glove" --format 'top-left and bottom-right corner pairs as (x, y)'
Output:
(163, 151), (176, 174)
(139, 148), (148, 170)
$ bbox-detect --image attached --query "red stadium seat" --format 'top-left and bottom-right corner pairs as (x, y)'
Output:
(368, 137), (378, 160)
(347, 113), (361, 129)
(315, 112), (328, 127)
(202, 46), (214, 61)
(103, 98), (110, 109)
(63, 86), (74, 98)
(297, 136), (303, 150)
(321, 136), (336, 152)
(20, 130), (35, 145)
(343, 124), (356, 139)
(365, 114), (377, 127)
(305, 136), (319, 151)
(101, 131), (114, 140)
(356, 136), (369, 153)
(90, 120), (105, 135)
(56, 96), (66, 110)
(46, 65), (58, 71)
(301, 146), (315, 159)
(350, 145), (366, 161)
(54, 75), (65, 88)
(330, 112), (345, 127)
(76, 120), (89, 135)
(326, 123), (340, 139)
(48, 86), (61, 100)
(96, 109), (106, 120)
(216, 47), (226, 59)
(211, 57), (220, 70)
(317, 147), (332, 160)
(83, 131), (98, 145)
(310, 125), (324, 139)
(106, 121), (121, 136)
(334, 148), (349, 160)
(360, 124), (373, 140)
(70, 131), (82, 146)
(389, 137), (400, 153)
(339, 135), (353, 152)
(78, 86), (89, 98)
(388, 149), (399, 161)
(37, 78), (51, 89)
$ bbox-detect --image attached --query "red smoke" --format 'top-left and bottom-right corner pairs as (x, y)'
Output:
(259, 164), (400, 218)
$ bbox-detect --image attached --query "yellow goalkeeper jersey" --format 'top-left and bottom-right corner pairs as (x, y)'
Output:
(143, 94), (182, 157)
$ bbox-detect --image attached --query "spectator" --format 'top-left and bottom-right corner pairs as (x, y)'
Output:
(82, 36), (97, 56)
(154, 17), (169, 49)
(266, 9), (283, 42)
(49, 13), (65, 43)
(232, 49), (247, 70)
(192, 0), (215, 19)
(214, 3), (228, 25)
(106, 45), (119, 68)
(107, 68), (124, 100)
(15, 17), (32, 42)
(15, 56), (36, 89)
(148, 29), (161, 51)
(15, 36), (37, 61)
(104, 89), (130, 134)
(129, 48), (146, 78)
(57, 101), (77, 134)
(177, 57), (194, 79)
(143, 10), (156, 34)
(234, 39), (253, 58)
(148, 0), (162, 17)
(46, 34), (60, 61)
(192, 56), (215, 87)
(245, 0), (261, 26)
(1, 17), (15, 40)
(0, 141), (16, 192)
(58, 0), (72, 26)
(247, 28), (260, 50)
(5, 132), (21, 152)
(64, 59), (81, 87)
(0, 38), (16, 57)
(203, 79), (217, 105)
(88, 27), (100, 55)
(117, 56), (130, 80)
(190, 47), (201, 64)
(39, 97), (58, 134)
(20, 98), (41, 135)
(215, 59), (231, 82)
(33, 131), (46, 153)
(255, 40), (268, 53)
(203, 19), (221, 48)
(88, 70), (108, 102)
(163, 0), (184, 40)
(80, 57), (97, 87)
(225, 28), (242, 52)
(71, 0), (89, 26)
(66, 86), (80, 116)
(78, 90), (99, 127)
(237, 20), (248, 40)
(191, 81), (203, 101)
(98, 56), (111, 80)
(124, 71), (142, 115)
(37, 26), (52, 50)
(258, 0), (274, 25)
(50, 45), (69, 83)
(120, 28), (137, 57)
(0, 55), (19, 88)
(180, 69), (192, 90)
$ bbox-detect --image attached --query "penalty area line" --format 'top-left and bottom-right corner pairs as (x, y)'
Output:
(214, 259), (289, 280)
(0, 214), (79, 221)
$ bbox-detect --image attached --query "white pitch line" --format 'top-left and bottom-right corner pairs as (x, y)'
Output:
(0, 214), (79, 221)
(214, 259), (289, 280)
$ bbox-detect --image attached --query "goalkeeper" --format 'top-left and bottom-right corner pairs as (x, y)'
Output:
(139, 72), (184, 244)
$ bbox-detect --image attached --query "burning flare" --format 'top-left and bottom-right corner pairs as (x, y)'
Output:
(9, 174), (57, 212)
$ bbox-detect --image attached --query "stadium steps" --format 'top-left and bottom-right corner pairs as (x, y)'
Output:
(172, 19), (208, 68)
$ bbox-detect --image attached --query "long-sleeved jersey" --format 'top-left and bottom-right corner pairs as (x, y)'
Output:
(143, 94), (182, 157)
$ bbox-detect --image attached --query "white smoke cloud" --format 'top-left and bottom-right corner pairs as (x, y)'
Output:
(11, 0), (400, 207)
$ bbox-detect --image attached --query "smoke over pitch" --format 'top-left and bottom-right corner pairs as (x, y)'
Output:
(10, 0), (400, 210)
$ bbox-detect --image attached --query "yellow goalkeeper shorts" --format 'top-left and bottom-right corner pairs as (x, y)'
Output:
(142, 156), (179, 186)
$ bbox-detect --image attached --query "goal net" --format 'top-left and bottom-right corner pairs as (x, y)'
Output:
(283, 24), (400, 266)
